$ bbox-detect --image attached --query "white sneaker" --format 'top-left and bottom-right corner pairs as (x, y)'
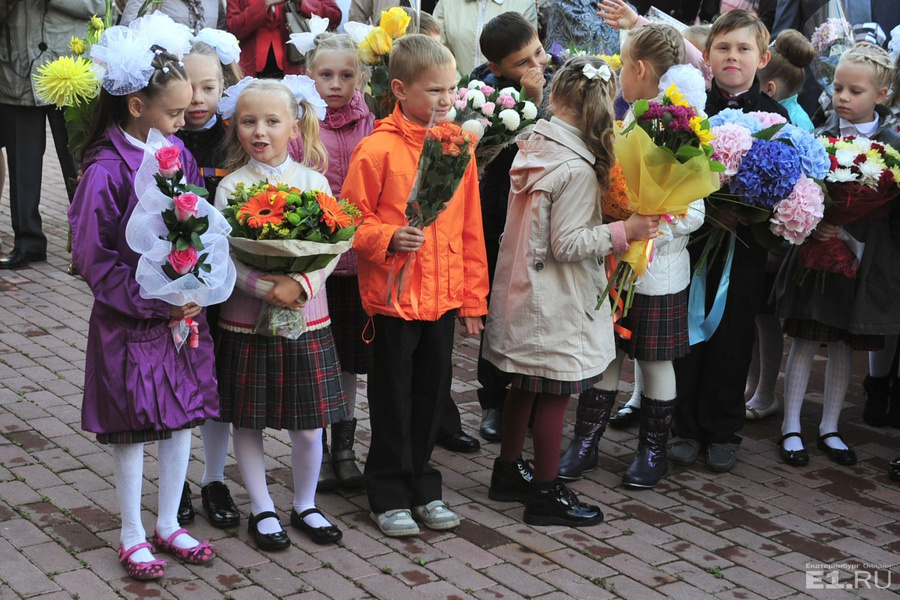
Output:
(370, 509), (420, 537)
(411, 500), (460, 531)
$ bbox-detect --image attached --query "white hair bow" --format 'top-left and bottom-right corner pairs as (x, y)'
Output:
(193, 28), (241, 65)
(288, 14), (331, 56)
(282, 74), (329, 120)
(582, 63), (611, 82)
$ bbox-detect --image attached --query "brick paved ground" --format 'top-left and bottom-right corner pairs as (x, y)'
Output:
(0, 141), (898, 600)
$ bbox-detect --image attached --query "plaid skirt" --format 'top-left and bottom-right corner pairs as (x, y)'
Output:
(510, 373), (602, 396)
(215, 326), (347, 430)
(618, 289), (689, 361)
(326, 275), (372, 374)
(96, 420), (205, 445)
(784, 318), (884, 351)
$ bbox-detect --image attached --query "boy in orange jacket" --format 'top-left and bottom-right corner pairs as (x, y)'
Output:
(341, 35), (489, 538)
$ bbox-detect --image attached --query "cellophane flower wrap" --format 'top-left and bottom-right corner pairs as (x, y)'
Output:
(600, 80), (723, 316)
(448, 78), (538, 176)
(810, 17), (853, 98)
(345, 7), (411, 119)
(794, 136), (900, 290)
(125, 130), (237, 350)
(221, 181), (362, 337)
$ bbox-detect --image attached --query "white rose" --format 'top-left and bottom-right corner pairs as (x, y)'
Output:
(499, 87), (520, 101)
(467, 79), (485, 89)
(445, 107), (457, 122)
(498, 109), (521, 131)
(522, 100), (537, 121)
(465, 89), (486, 108)
(461, 119), (485, 141)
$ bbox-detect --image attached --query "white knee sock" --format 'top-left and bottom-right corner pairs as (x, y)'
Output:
(289, 428), (330, 528)
(340, 371), (357, 418)
(232, 427), (280, 535)
(199, 420), (231, 486)
(869, 335), (898, 378)
(157, 429), (199, 550)
(746, 314), (784, 411)
(112, 442), (154, 562)
(625, 360), (643, 409)
(639, 360), (676, 401)
(781, 338), (819, 451)
(820, 341), (852, 450)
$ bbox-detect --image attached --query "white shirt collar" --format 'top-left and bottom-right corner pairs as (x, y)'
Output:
(839, 114), (879, 138)
(249, 156), (293, 178)
(198, 114), (218, 131)
(119, 125), (164, 153)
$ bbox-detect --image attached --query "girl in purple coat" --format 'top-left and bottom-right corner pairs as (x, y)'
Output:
(289, 33), (375, 491)
(69, 33), (218, 580)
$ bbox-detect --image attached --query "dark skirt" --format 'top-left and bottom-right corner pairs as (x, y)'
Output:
(510, 373), (602, 396)
(784, 318), (884, 351)
(215, 326), (347, 430)
(326, 275), (373, 374)
(618, 289), (690, 361)
(96, 420), (205, 445)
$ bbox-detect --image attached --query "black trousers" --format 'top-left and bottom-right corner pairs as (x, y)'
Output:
(2, 103), (77, 254)
(364, 312), (456, 513)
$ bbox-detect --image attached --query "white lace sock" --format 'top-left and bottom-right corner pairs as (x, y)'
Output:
(232, 427), (281, 535)
(820, 341), (852, 451)
(746, 314), (784, 411)
(341, 371), (357, 418)
(639, 360), (676, 401)
(781, 338), (818, 452)
(289, 428), (330, 528)
(156, 429), (199, 550)
(112, 442), (155, 562)
(625, 360), (643, 409)
(869, 335), (898, 378)
(199, 420), (231, 486)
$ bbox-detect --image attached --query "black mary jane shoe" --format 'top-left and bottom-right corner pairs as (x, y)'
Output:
(778, 432), (809, 467)
(177, 482), (196, 525)
(248, 511), (291, 551)
(290, 508), (343, 545)
(817, 432), (857, 466)
(608, 405), (640, 430)
(889, 457), (900, 482)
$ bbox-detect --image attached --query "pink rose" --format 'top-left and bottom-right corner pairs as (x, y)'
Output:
(481, 101), (495, 117)
(480, 85), (495, 96)
(173, 192), (200, 221)
(168, 246), (199, 276)
(457, 87), (469, 99)
(454, 99), (467, 111)
(156, 146), (182, 178)
(497, 94), (516, 109)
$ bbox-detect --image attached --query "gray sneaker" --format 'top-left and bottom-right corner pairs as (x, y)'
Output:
(411, 500), (460, 531)
(371, 509), (420, 537)
(668, 437), (701, 466)
(706, 443), (739, 472)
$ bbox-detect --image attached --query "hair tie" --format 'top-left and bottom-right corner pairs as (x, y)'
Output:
(162, 66), (170, 73)
(582, 63), (612, 82)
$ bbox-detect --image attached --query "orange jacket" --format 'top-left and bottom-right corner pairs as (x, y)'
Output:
(342, 105), (489, 321)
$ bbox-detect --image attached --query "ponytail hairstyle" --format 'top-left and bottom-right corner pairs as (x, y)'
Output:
(758, 29), (815, 99)
(224, 79), (328, 173)
(622, 23), (686, 86)
(838, 43), (894, 90)
(78, 47), (188, 163)
(305, 32), (366, 88)
(549, 55), (617, 191)
(188, 40), (244, 89)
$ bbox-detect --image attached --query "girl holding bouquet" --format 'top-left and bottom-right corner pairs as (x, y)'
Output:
(774, 44), (900, 467)
(484, 56), (660, 526)
(214, 78), (345, 548)
(69, 28), (218, 580)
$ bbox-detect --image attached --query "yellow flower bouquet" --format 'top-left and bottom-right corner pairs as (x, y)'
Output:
(346, 7), (412, 119)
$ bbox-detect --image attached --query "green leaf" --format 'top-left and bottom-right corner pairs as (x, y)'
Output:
(753, 123), (786, 141)
(184, 184), (209, 199)
(632, 99), (649, 118)
(190, 232), (205, 250)
(175, 238), (190, 251)
(675, 146), (704, 161)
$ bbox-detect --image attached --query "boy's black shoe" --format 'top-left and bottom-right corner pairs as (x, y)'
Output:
(437, 431), (480, 453)
(524, 480), (603, 527)
(201, 481), (240, 529)
(177, 482), (195, 525)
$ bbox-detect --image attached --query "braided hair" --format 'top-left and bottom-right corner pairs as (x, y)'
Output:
(622, 24), (686, 85)
(839, 43), (894, 90)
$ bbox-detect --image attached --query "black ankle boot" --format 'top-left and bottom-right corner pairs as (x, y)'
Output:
(331, 418), (365, 489)
(863, 375), (890, 427)
(889, 378), (900, 429)
(524, 480), (603, 527)
(622, 396), (675, 489)
(488, 456), (534, 503)
(317, 429), (338, 493)
(557, 389), (617, 481)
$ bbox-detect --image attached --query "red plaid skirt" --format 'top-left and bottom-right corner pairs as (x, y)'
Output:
(326, 275), (372, 374)
(784, 318), (884, 351)
(510, 373), (602, 396)
(215, 327), (347, 430)
(96, 420), (205, 445)
(618, 289), (689, 361)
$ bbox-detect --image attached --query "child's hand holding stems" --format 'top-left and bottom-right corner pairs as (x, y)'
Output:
(261, 275), (308, 311)
(624, 213), (661, 241)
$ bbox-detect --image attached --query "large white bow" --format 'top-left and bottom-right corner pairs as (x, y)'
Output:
(582, 63), (612, 82)
(288, 14), (331, 56)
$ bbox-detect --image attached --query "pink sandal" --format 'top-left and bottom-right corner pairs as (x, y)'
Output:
(151, 528), (216, 565)
(118, 542), (166, 580)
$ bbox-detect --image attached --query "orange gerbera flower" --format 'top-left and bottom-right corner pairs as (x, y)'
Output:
(238, 191), (286, 228)
(317, 192), (353, 232)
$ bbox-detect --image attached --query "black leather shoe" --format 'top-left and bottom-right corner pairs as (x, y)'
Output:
(608, 405), (640, 430)
(437, 431), (481, 453)
(177, 482), (195, 525)
(290, 508), (343, 545)
(817, 432), (857, 466)
(479, 409), (502, 442)
(524, 480), (603, 527)
(201, 481), (240, 529)
(778, 432), (809, 467)
(488, 456), (533, 503)
(889, 457), (900, 482)
(248, 511), (290, 551)
(0, 249), (47, 270)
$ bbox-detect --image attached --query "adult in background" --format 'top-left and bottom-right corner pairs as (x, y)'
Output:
(120, 0), (226, 31)
(0, 0), (105, 269)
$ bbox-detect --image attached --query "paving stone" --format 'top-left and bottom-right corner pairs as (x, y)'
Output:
(0, 539), (61, 597)
(481, 562), (555, 597)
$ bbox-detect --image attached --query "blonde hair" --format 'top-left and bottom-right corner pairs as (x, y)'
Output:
(188, 41), (244, 89)
(623, 24), (686, 84)
(549, 56), (617, 191)
(224, 79), (327, 173)
(839, 43), (894, 90)
(388, 34), (455, 85)
(758, 29), (815, 99)
(683, 24), (710, 52)
(306, 33), (365, 87)
(705, 9), (770, 55)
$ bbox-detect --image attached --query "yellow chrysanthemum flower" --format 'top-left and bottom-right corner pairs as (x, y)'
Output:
(379, 6), (411, 39)
(665, 84), (689, 107)
(689, 116), (715, 145)
(597, 53), (621, 71)
(89, 14), (104, 32)
(69, 36), (87, 56)
(358, 27), (393, 65)
(34, 56), (99, 108)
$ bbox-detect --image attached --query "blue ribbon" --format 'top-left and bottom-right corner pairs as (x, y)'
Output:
(688, 234), (736, 345)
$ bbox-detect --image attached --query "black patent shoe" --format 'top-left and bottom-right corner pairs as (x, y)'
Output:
(248, 511), (291, 551)
(608, 406), (640, 430)
(291, 508), (343, 544)
(436, 431), (481, 453)
(488, 456), (534, 503)
(177, 482), (195, 525)
(201, 481), (240, 529)
(524, 480), (603, 527)
(889, 457), (900, 482)
(0, 249), (46, 270)
(778, 432), (809, 467)
(817, 432), (857, 466)
(479, 409), (502, 442)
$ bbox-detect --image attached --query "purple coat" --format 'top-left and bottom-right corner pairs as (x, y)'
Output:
(69, 125), (220, 436)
